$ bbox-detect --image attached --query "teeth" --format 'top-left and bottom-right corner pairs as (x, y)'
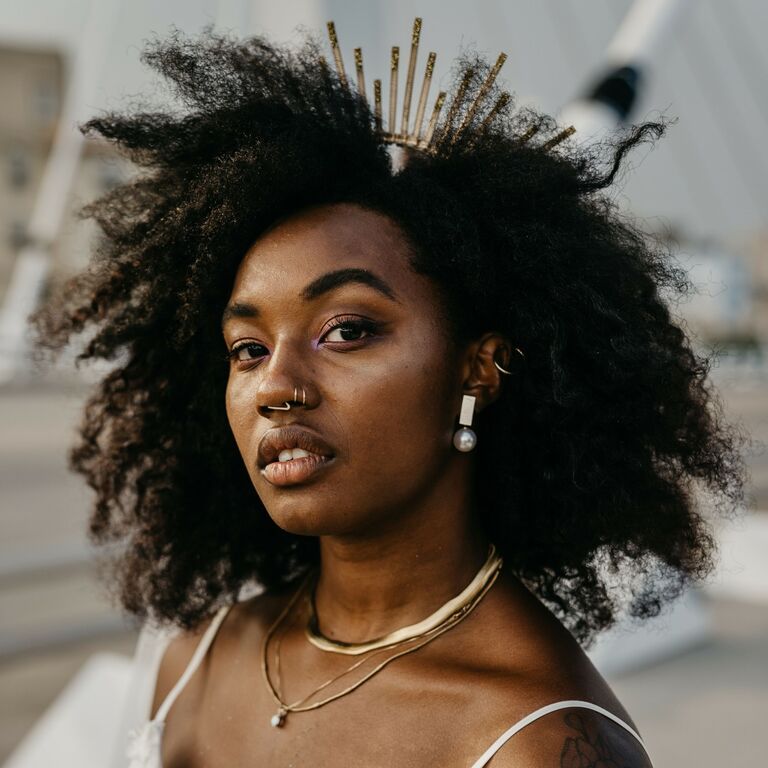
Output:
(277, 448), (312, 462)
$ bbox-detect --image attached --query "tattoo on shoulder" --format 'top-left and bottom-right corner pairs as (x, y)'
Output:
(559, 711), (648, 767)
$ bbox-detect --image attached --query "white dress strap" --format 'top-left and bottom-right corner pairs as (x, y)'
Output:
(469, 699), (651, 768)
(153, 603), (234, 723)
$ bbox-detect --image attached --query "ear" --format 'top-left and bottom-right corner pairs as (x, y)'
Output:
(459, 332), (516, 413)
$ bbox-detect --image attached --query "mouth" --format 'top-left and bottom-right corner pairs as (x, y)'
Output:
(257, 425), (336, 487)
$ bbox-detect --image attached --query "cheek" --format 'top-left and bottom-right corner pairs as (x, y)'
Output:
(341, 344), (456, 471)
(225, 375), (257, 456)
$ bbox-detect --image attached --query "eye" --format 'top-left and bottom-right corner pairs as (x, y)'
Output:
(226, 341), (268, 364)
(321, 316), (379, 343)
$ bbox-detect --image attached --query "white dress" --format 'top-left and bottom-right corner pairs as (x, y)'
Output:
(121, 602), (653, 768)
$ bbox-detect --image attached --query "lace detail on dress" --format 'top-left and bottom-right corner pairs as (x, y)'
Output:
(126, 719), (164, 768)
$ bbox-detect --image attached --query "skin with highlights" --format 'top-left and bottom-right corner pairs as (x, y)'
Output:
(153, 202), (653, 768)
(224, 201), (485, 543)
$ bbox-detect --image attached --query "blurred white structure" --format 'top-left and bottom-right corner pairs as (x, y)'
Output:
(0, 0), (121, 383)
(2, 654), (132, 768)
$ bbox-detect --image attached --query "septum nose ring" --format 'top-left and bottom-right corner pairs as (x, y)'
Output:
(266, 386), (307, 410)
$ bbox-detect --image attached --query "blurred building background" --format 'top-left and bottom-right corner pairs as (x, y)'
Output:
(0, 45), (123, 295)
(1, 1), (766, 766)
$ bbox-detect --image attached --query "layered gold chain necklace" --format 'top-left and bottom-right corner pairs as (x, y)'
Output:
(261, 544), (502, 727)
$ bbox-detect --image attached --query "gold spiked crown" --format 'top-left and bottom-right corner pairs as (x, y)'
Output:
(322, 17), (576, 157)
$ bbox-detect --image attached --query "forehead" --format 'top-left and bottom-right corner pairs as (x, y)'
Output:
(228, 202), (421, 301)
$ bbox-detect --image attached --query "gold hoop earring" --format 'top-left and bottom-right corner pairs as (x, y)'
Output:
(494, 347), (525, 375)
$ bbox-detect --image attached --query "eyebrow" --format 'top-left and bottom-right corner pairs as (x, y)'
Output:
(221, 267), (399, 329)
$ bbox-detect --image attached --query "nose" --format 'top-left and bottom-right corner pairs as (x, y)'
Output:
(255, 340), (314, 417)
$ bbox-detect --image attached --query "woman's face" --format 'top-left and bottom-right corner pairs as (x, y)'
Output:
(223, 202), (468, 537)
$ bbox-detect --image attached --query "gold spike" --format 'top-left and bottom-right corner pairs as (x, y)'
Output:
(421, 91), (446, 148)
(438, 67), (474, 143)
(389, 46), (399, 139)
(324, 18), (520, 156)
(518, 123), (541, 144)
(401, 17), (422, 140)
(478, 91), (511, 134)
(541, 124), (576, 150)
(412, 51), (436, 144)
(353, 47), (366, 101)
(451, 52), (508, 146)
(326, 21), (347, 88)
(374, 79), (383, 133)
(411, 18), (422, 45)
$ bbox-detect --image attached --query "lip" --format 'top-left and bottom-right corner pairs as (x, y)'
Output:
(257, 424), (336, 484)
(261, 453), (335, 486)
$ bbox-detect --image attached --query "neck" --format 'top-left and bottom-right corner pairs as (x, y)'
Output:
(313, 502), (489, 644)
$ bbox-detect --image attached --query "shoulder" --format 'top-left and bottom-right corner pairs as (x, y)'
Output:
(483, 703), (653, 768)
(149, 587), (293, 719)
(456, 576), (652, 766)
(149, 613), (218, 720)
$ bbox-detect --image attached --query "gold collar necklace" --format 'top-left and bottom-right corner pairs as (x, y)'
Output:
(262, 546), (503, 727)
(305, 544), (503, 655)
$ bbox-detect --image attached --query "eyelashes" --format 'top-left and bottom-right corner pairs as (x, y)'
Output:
(224, 316), (380, 366)
(322, 316), (379, 343)
(224, 341), (267, 364)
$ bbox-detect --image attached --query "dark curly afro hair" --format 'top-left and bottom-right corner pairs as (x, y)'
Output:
(30, 27), (750, 647)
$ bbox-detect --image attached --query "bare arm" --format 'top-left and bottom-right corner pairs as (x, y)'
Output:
(486, 707), (654, 768)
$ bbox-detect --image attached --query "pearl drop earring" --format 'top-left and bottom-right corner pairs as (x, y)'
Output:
(453, 394), (477, 452)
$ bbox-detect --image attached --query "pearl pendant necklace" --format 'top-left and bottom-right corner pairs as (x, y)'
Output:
(271, 707), (287, 727)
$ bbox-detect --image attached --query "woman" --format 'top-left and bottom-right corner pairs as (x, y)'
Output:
(31, 21), (747, 768)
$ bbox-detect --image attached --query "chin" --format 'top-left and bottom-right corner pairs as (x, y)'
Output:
(261, 498), (359, 537)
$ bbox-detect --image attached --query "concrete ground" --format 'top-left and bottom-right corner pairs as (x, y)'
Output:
(1, 362), (767, 765)
(609, 595), (768, 766)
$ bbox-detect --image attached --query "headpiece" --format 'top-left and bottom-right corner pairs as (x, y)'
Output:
(323, 17), (576, 159)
